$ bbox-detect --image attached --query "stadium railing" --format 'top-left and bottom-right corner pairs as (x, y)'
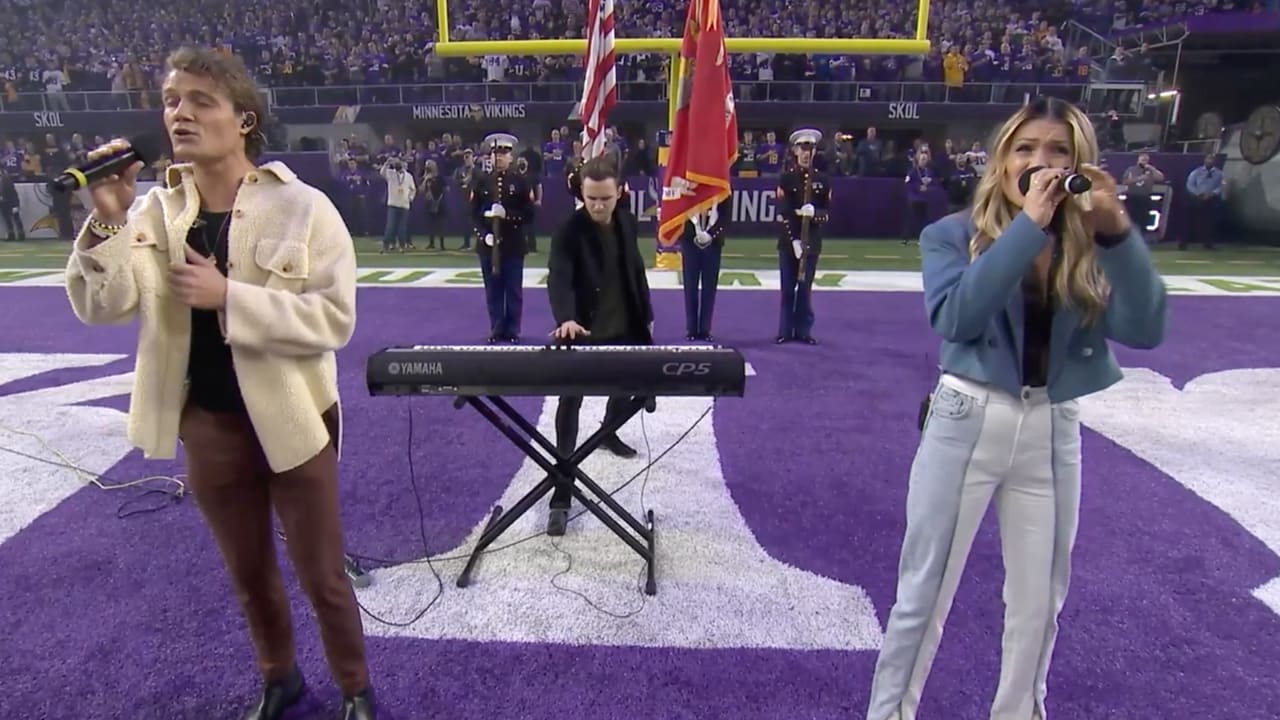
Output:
(0, 80), (1147, 114)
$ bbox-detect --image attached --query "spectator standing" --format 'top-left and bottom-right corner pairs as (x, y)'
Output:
(1182, 153), (1224, 250)
(380, 158), (416, 253)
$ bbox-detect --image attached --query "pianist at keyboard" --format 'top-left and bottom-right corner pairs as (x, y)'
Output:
(545, 155), (655, 537)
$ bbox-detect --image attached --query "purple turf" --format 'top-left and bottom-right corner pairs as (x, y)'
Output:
(0, 286), (1276, 720)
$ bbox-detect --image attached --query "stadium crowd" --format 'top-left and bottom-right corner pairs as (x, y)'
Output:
(0, 0), (1268, 240)
(1, 0), (1269, 110)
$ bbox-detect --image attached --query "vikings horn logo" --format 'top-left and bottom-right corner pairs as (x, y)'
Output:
(28, 184), (89, 234)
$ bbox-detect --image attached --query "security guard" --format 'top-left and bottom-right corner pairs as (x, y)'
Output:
(679, 195), (731, 341)
(470, 132), (535, 343)
(775, 127), (831, 345)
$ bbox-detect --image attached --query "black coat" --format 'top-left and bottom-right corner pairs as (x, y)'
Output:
(548, 206), (654, 344)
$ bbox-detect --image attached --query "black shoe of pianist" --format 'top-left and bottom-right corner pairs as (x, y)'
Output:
(601, 434), (638, 458)
(547, 507), (569, 536)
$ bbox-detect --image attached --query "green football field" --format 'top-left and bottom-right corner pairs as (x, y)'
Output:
(2, 236), (1278, 276)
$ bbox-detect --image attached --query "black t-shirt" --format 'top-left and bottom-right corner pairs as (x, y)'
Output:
(590, 221), (633, 342)
(1021, 273), (1052, 388)
(185, 210), (245, 412)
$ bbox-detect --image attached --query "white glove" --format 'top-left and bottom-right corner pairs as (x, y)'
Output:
(484, 233), (496, 247)
(574, 198), (585, 210)
(796, 203), (815, 217)
(792, 239), (803, 259)
(485, 203), (507, 218)
(694, 230), (712, 247)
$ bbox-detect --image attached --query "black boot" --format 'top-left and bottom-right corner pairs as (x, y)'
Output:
(601, 434), (637, 458)
(241, 665), (305, 720)
(340, 687), (377, 720)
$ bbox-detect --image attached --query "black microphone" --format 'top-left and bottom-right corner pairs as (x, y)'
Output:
(1017, 165), (1092, 197)
(47, 133), (164, 194)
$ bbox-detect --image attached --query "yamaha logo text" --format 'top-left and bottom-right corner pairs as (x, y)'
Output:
(387, 361), (444, 376)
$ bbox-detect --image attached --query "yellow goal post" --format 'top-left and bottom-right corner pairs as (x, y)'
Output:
(431, 0), (933, 268)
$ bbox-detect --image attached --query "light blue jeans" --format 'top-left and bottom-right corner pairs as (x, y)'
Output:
(866, 373), (1083, 720)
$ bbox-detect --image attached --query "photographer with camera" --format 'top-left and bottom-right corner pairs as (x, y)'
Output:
(380, 156), (416, 252)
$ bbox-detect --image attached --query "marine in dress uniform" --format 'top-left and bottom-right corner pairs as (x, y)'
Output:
(679, 195), (730, 341)
(470, 132), (535, 343)
(775, 128), (831, 345)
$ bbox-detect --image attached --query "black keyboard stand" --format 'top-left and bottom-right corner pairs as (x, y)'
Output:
(453, 393), (659, 595)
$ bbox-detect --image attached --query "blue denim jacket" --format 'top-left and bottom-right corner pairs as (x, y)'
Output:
(920, 210), (1168, 402)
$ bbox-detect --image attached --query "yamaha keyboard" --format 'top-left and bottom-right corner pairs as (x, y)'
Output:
(367, 344), (746, 397)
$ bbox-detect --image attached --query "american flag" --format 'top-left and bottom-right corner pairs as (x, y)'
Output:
(577, 0), (617, 160)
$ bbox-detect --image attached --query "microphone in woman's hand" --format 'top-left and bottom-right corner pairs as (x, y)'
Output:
(1017, 165), (1093, 197)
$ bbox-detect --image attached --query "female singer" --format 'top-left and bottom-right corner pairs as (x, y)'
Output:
(865, 96), (1167, 720)
(64, 47), (375, 720)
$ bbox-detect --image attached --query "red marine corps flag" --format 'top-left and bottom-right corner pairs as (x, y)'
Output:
(657, 0), (738, 248)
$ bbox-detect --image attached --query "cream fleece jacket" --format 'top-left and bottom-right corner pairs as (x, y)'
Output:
(64, 161), (357, 473)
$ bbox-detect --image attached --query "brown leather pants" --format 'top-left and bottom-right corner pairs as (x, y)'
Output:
(179, 401), (369, 695)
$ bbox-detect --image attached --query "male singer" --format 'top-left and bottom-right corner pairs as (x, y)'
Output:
(470, 132), (535, 343)
(63, 47), (374, 720)
(775, 128), (831, 344)
(680, 195), (730, 341)
(546, 156), (654, 536)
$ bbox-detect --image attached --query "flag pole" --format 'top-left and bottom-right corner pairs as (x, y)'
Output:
(655, 52), (684, 272)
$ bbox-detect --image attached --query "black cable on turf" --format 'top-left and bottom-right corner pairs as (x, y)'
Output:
(348, 398), (446, 628)
(545, 396), (664, 618)
(346, 398), (712, 626)
(0, 443), (185, 518)
(344, 402), (710, 570)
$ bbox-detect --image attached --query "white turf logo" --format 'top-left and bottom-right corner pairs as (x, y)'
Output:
(1081, 368), (1280, 616)
(357, 393), (886, 650)
(0, 354), (134, 545)
(3, 355), (1279, 646)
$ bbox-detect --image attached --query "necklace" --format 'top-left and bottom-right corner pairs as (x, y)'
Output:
(195, 212), (231, 264)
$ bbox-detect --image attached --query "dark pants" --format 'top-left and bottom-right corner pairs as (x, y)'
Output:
(423, 208), (445, 248)
(1, 206), (22, 241)
(550, 395), (631, 508)
(179, 402), (369, 696)
(680, 236), (722, 336)
(550, 332), (645, 508)
(1184, 196), (1221, 249)
(346, 196), (369, 237)
(778, 248), (819, 339)
(525, 204), (538, 252)
(479, 251), (525, 339)
(904, 199), (929, 240)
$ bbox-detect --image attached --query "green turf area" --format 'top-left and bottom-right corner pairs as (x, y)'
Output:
(2, 237), (1277, 276)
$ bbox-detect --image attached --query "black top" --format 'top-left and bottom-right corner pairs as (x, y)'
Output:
(185, 210), (245, 413)
(591, 222), (633, 341)
(547, 207), (654, 346)
(1021, 273), (1053, 388)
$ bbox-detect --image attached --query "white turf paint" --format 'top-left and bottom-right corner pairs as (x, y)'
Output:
(2, 349), (1279, 642)
(0, 353), (135, 545)
(357, 393), (885, 650)
(1081, 368), (1280, 616)
(2, 267), (1280, 295)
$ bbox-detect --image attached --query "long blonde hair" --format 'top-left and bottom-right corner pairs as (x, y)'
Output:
(969, 97), (1110, 325)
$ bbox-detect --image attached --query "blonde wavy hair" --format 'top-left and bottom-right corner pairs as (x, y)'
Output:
(969, 97), (1110, 324)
